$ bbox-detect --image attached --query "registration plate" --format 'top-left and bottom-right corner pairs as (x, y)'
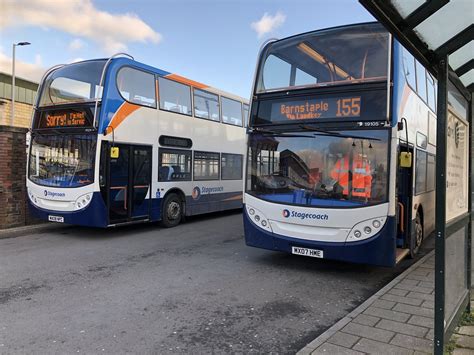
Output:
(291, 246), (324, 258)
(48, 215), (64, 223)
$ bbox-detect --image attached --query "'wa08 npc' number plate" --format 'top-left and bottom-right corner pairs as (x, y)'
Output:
(291, 246), (324, 258)
(48, 215), (64, 223)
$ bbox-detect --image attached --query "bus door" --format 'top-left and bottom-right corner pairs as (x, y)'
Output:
(104, 143), (152, 224)
(396, 143), (413, 248)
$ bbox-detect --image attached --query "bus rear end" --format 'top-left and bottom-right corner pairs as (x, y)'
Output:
(244, 23), (397, 266)
(27, 60), (108, 227)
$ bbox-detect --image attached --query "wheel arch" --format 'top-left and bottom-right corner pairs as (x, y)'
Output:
(161, 188), (186, 215)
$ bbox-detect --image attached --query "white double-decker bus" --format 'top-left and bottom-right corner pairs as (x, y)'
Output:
(243, 22), (470, 266)
(27, 55), (248, 227)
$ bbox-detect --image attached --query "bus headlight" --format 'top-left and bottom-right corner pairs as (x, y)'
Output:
(346, 217), (386, 242)
(246, 205), (272, 232)
(75, 193), (93, 210)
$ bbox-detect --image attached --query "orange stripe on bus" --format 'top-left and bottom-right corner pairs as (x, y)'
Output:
(165, 73), (208, 89)
(106, 102), (140, 134)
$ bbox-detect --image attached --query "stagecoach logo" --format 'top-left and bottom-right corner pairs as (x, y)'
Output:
(192, 186), (224, 200)
(44, 190), (66, 198)
(192, 187), (201, 200)
(282, 209), (329, 221)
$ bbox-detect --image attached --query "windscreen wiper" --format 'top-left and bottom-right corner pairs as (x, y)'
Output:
(299, 125), (380, 141)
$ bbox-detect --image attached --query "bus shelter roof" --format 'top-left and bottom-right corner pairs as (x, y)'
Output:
(359, 0), (473, 96)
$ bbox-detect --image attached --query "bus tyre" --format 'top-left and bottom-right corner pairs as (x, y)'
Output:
(410, 211), (423, 258)
(161, 193), (182, 228)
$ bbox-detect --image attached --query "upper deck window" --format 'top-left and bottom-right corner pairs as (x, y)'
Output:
(39, 60), (106, 107)
(193, 89), (220, 121)
(117, 67), (156, 108)
(158, 77), (192, 116)
(256, 23), (389, 93)
(221, 97), (243, 126)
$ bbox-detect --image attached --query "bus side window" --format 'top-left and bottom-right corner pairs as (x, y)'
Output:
(158, 148), (192, 181)
(243, 104), (249, 127)
(221, 153), (243, 180)
(117, 67), (156, 108)
(415, 61), (427, 103)
(221, 97), (243, 126)
(415, 149), (427, 194)
(402, 48), (416, 89)
(193, 89), (220, 121)
(158, 77), (192, 116)
(426, 73), (436, 112)
(194, 151), (220, 180)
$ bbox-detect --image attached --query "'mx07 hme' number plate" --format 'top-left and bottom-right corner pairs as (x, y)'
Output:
(291, 246), (323, 258)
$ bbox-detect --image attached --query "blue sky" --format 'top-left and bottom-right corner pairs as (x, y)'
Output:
(0, 0), (374, 98)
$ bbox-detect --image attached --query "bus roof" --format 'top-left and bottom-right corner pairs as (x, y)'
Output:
(68, 56), (249, 104)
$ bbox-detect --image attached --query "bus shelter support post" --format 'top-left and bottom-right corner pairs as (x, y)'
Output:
(434, 55), (448, 355)
(467, 92), (473, 307)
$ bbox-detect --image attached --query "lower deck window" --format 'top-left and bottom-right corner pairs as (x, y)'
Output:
(221, 153), (243, 180)
(158, 148), (191, 181)
(194, 151), (220, 180)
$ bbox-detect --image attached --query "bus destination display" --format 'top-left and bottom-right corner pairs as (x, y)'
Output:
(275, 96), (361, 120)
(36, 110), (93, 129)
(255, 89), (387, 126)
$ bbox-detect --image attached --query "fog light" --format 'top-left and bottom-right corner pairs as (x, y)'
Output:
(261, 220), (267, 227)
(354, 230), (362, 238)
(372, 220), (381, 228)
(86, 195), (91, 201)
(255, 215), (260, 222)
(364, 226), (372, 234)
(77, 203), (82, 208)
(249, 208), (255, 215)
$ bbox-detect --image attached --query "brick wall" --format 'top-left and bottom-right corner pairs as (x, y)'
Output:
(0, 125), (39, 229)
(0, 100), (34, 128)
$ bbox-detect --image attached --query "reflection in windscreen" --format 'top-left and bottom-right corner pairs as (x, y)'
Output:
(246, 130), (389, 207)
(258, 23), (389, 92)
(29, 134), (96, 188)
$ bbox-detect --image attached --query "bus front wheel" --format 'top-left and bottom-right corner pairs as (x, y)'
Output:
(410, 211), (423, 258)
(161, 193), (183, 228)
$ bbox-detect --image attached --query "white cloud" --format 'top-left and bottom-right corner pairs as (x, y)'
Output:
(1, 0), (162, 54)
(69, 38), (86, 51)
(0, 50), (45, 82)
(251, 11), (286, 38)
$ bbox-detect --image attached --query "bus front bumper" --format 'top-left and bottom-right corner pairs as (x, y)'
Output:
(243, 207), (397, 267)
(28, 192), (108, 228)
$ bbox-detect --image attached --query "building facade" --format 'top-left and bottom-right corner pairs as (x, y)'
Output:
(0, 72), (38, 128)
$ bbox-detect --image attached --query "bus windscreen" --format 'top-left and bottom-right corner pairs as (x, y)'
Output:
(256, 23), (389, 93)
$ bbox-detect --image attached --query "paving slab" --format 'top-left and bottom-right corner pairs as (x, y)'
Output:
(456, 335), (474, 349)
(312, 343), (364, 355)
(376, 319), (429, 338)
(327, 331), (360, 348)
(458, 326), (474, 336)
(352, 314), (380, 327)
(390, 333), (433, 353)
(353, 338), (413, 355)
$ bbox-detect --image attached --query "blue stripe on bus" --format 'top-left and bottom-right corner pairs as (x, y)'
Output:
(243, 205), (397, 267)
(29, 190), (242, 227)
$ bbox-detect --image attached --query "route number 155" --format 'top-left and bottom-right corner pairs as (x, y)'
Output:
(336, 97), (361, 117)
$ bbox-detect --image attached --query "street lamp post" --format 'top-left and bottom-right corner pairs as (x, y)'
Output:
(11, 41), (31, 126)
